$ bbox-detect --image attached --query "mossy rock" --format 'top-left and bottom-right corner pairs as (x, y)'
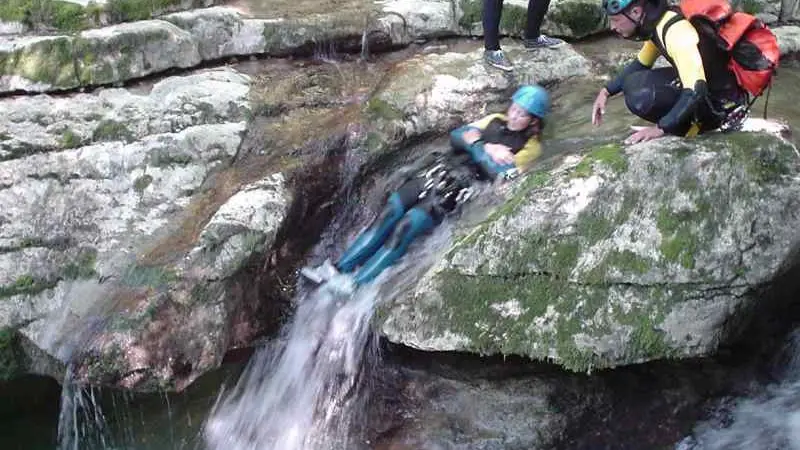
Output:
(0, 0), (219, 32)
(74, 20), (199, 86)
(458, 0), (530, 35)
(0, 248), (96, 299)
(380, 132), (800, 372)
(60, 128), (83, 148)
(0, 0), (87, 31)
(0, 36), (79, 90)
(426, 270), (681, 371)
(0, 328), (26, 381)
(260, 13), (372, 55)
(0, 274), (57, 298)
(572, 143), (628, 178)
(543, 0), (608, 39)
(92, 119), (135, 143)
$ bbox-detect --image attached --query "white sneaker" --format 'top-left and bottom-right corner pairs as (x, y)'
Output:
(300, 259), (340, 284)
(324, 274), (357, 297)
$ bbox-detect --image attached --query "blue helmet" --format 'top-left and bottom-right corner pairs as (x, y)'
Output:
(602, 0), (636, 15)
(511, 85), (550, 119)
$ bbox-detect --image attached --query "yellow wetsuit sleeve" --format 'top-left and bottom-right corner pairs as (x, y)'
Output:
(468, 113), (505, 130)
(661, 17), (706, 89)
(636, 41), (660, 67)
(513, 136), (542, 172)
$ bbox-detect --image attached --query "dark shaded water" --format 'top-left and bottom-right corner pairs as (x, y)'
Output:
(0, 367), (241, 450)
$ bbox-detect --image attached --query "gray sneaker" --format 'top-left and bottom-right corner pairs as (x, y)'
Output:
(524, 35), (566, 49)
(483, 50), (514, 72)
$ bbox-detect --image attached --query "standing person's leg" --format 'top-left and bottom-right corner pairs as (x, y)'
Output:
(524, 0), (566, 49)
(622, 67), (696, 136)
(482, 0), (514, 71)
(483, 0), (503, 51)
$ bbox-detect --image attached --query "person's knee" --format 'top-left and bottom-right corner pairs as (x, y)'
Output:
(622, 71), (655, 119)
(622, 70), (649, 94)
(386, 208), (437, 249)
(385, 220), (411, 250)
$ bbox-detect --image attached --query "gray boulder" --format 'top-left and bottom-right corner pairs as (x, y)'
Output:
(379, 132), (800, 372)
(0, 67), (291, 390)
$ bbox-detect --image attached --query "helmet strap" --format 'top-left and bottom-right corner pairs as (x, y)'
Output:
(620, 7), (647, 41)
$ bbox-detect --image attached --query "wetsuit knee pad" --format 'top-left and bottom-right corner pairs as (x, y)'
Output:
(623, 72), (660, 122)
(386, 208), (436, 250)
(375, 192), (407, 230)
(623, 69), (683, 124)
(336, 192), (408, 272)
(352, 208), (436, 285)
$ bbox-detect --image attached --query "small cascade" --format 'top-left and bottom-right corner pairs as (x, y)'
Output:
(203, 226), (452, 450)
(56, 366), (113, 450)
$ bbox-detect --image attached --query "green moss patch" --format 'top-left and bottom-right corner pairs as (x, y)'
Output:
(0, 36), (78, 88)
(0, 328), (25, 381)
(572, 143), (628, 178)
(458, 0), (528, 36)
(366, 97), (405, 122)
(61, 249), (98, 279)
(655, 190), (715, 269)
(0, 0), (199, 32)
(133, 174), (153, 193)
(430, 269), (680, 371)
(0, 249), (96, 299)
(499, 4), (528, 36)
(458, 0), (481, 30)
(547, 1), (606, 38)
(724, 132), (796, 184)
(734, 0), (763, 14)
(92, 119), (134, 143)
(449, 167), (552, 251)
(60, 128), (82, 148)
(0, 0), (86, 31)
(0, 274), (54, 298)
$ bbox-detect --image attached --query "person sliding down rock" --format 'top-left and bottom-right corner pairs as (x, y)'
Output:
(301, 85), (551, 291)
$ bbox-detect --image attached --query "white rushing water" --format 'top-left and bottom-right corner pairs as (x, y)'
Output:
(204, 279), (380, 450)
(677, 329), (800, 450)
(203, 225), (452, 450)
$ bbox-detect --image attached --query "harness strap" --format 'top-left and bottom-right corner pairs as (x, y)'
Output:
(416, 158), (473, 214)
(657, 13), (684, 60)
(762, 77), (772, 119)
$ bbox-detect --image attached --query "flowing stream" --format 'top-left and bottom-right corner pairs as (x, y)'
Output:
(202, 225), (453, 450)
(203, 278), (381, 450)
(3, 40), (800, 450)
(675, 328), (800, 450)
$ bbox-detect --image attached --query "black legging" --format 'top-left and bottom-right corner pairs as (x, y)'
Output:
(622, 67), (739, 136)
(483, 0), (552, 51)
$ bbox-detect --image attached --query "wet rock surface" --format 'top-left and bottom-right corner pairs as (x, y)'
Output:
(366, 344), (761, 450)
(0, 67), (292, 389)
(1, 1), (800, 449)
(0, 0), (797, 402)
(380, 131), (800, 372)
